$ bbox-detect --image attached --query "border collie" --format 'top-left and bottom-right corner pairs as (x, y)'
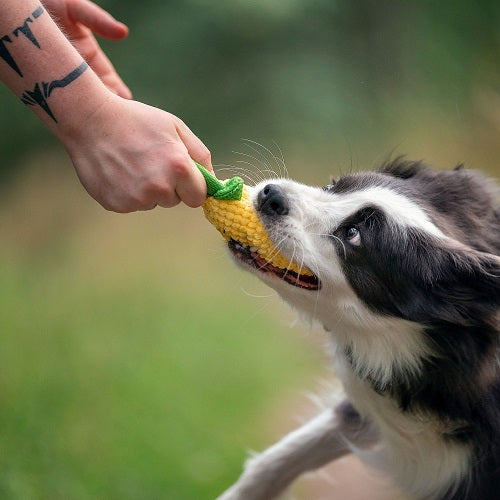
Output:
(217, 159), (499, 500)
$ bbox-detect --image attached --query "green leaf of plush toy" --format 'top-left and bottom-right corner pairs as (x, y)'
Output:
(195, 162), (244, 201)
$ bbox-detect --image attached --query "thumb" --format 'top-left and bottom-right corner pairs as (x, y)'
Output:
(175, 119), (212, 172)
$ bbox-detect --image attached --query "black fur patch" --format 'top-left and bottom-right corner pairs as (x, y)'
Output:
(329, 160), (499, 498)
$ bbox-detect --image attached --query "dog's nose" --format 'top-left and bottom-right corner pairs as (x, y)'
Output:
(257, 184), (289, 216)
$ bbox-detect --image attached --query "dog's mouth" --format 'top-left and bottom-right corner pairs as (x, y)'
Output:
(228, 239), (321, 291)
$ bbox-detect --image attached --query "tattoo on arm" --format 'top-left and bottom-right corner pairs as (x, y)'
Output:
(13, 18), (41, 49)
(32, 6), (44, 19)
(0, 35), (22, 76)
(0, 6), (45, 77)
(3, 7), (92, 123)
(21, 61), (89, 123)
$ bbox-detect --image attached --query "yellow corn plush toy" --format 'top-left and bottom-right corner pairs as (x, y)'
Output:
(197, 162), (313, 276)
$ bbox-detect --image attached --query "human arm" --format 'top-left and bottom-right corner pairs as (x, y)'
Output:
(41, 0), (131, 98)
(0, 0), (211, 211)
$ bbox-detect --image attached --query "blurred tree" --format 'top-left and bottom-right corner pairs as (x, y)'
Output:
(1, 0), (499, 178)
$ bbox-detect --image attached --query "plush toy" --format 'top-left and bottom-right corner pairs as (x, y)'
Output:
(197, 162), (313, 276)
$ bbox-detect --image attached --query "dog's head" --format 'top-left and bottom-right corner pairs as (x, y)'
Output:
(231, 160), (499, 323)
(228, 160), (499, 393)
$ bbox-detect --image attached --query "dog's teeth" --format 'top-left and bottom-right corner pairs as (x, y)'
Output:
(249, 246), (258, 252)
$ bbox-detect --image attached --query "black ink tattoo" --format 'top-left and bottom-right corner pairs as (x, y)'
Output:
(21, 61), (89, 123)
(32, 6), (44, 19)
(0, 6), (45, 76)
(0, 35), (22, 76)
(13, 18), (41, 49)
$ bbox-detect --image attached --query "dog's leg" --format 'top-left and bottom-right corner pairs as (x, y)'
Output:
(217, 400), (379, 500)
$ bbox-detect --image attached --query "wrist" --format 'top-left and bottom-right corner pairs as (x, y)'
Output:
(49, 68), (115, 147)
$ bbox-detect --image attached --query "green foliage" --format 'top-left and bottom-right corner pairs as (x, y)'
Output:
(1, 0), (500, 176)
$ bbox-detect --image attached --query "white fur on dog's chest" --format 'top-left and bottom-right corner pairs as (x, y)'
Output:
(334, 355), (471, 499)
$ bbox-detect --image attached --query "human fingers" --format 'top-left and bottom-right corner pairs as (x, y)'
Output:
(153, 146), (207, 209)
(68, 0), (129, 40)
(175, 161), (208, 208)
(84, 38), (132, 98)
(154, 189), (182, 209)
(175, 118), (212, 172)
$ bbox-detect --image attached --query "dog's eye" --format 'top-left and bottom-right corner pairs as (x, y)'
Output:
(346, 227), (361, 246)
(322, 181), (336, 192)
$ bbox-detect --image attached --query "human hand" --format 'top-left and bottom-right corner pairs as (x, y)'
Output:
(62, 93), (212, 212)
(41, 0), (132, 98)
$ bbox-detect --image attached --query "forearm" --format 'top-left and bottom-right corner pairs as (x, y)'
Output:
(1, 0), (210, 212)
(0, 0), (110, 142)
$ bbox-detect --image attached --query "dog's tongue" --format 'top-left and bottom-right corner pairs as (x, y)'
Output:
(229, 240), (320, 290)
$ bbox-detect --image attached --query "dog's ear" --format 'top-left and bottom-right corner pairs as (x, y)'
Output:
(441, 248), (498, 300)
(411, 246), (500, 325)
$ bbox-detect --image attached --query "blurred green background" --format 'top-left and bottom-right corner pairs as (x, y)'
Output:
(1, 1), (499, 499)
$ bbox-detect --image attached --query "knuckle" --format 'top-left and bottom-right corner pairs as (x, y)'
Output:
(183, 196), (204, 209)
(143, 179), (178, 208)
(95, 194), (118, 212)
(169, 154), (191, 178)
(133, 194), (154, 211)
(105, 202), (130, 213)
(158, 189), (181, 208)
(112, 200), (135, 213)
(182, 187), (206, 209)
(110, 193), (143, 213)
(100, 201), (115, 212)
(159, 198), (180, 209)
(144, 177), (171, 198)
(115, 206), (133, 214)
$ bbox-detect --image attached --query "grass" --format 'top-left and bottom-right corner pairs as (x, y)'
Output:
(0, 154), (324, 499)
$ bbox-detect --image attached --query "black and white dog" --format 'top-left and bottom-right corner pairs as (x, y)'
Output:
(217, 159), (499, 500)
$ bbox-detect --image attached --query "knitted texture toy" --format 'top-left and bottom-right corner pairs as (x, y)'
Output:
(197, 162), (313, 276)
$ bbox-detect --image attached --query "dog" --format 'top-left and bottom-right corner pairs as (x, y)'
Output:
(216, 159), (499, 500)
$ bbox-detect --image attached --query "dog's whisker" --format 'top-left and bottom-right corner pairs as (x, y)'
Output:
(215, 162), (264, 181)
(266, 236), (290, 266)
(239, 289), (277, 299)
(271, 140), (289, 179)
(235, 161), (280, 181)
(216, 165), (264, 185)
(240, 139), (277, 175)
(242, 139), (288, 180)
(281, 244), (298, 284)
(233, 149), (277, 180)
(301, 249), (323, 323)
(250, 237), (289, 275)
(214, 162), (261, 178)
(215, 166), (263, 186)
(312, 232), (347, 260)
(232, 163), (268, 184)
